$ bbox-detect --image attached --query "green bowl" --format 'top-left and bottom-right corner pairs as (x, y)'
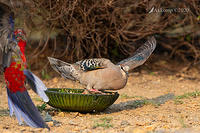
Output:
(45, 88), (119, 113)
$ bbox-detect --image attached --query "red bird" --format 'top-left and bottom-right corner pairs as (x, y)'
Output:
(0, 3), (49, 129)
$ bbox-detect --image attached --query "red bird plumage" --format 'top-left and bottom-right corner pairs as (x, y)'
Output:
(0, 3), (49, 129)
(4, 30), (26, 93)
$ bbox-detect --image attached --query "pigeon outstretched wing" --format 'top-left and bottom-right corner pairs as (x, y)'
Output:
(117, 36), (156, 71)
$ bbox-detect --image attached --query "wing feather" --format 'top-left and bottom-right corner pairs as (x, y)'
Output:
(75, 58), (109, 71)
(117, 36), (156, 71)
(0, 3), (19, 71)
(7, 88), (49, 129)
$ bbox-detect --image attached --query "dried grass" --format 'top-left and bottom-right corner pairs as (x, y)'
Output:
(4, 0), (200, 66)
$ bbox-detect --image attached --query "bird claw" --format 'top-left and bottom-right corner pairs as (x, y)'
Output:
(83, 89), (104, 94)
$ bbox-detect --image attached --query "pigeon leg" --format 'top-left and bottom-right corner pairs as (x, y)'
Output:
(87, 85), (104, 94)
(82, 85), (103, 94)
(82, 84), (92, 94)
(89, 89), (103, 94)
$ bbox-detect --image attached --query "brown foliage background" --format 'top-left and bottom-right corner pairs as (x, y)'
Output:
(2, 0), (200, 69)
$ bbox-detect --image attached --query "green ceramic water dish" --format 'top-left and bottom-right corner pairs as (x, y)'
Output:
(45, 88), (119, 113)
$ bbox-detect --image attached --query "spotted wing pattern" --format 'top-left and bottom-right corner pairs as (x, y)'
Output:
(75, 58), (108, 71)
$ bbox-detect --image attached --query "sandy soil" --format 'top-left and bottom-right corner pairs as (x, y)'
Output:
(1, 60), (200, 133)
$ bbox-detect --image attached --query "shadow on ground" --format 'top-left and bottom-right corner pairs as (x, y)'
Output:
(103, 93), (175, 114)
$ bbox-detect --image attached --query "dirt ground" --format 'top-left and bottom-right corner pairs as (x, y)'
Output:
(1, 59), (200, 133)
